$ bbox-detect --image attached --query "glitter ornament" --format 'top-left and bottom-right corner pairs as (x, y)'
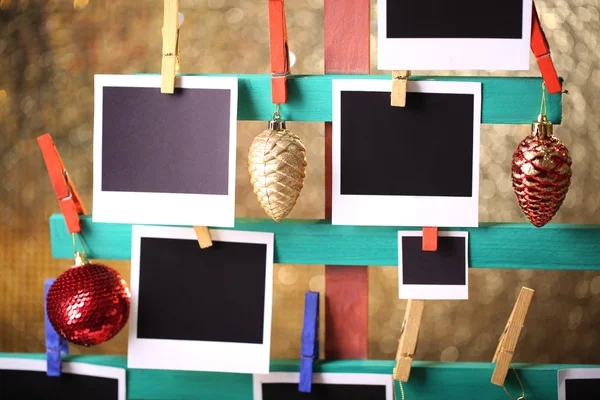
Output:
(511, 114), (572, 227)
(248, 112), (307, 222)
(46, 249), (131, 346)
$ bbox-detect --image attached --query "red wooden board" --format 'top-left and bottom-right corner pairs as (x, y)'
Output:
(324, 266), (369, 359)
(324, 0), (370, 360)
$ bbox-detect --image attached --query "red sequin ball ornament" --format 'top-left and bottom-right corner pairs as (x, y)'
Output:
(511, 114), (572, 227)
(46, 261), (131, 346)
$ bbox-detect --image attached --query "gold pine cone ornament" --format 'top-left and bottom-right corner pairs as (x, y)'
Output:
(248, 115), (307, 222)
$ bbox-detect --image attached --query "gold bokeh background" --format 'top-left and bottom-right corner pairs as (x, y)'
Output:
(1, 0), (599, 366)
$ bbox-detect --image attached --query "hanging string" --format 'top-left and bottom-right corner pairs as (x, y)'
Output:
(502, 367), (526, 400)
(71, 232), (88, 265)
(392, 376), (405, 400)
(272, 103), (282, 121)
(539, 82), (547, 116)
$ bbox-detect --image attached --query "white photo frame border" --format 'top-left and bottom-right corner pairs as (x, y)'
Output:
(128, 225), (274, 374)
(398, 231), (469, 300)
(0, 358), (126, 400)
(377, 0), (533, 70)
(93, 74), (238, 227)
(332, 79), (481, 227)
(558, 368), (600, 400)
(253, 372), (393, 399)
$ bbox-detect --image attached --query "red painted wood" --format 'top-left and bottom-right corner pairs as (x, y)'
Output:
(324, 0), (370, 360)
(531, 1), (561, 94)
(38, 134), (86, 234)
(271, 76), (288, 104)
(422, 227), (439, 251)
(324, 266), (369, 359)
(324, 0), (371, 74)
(268, 0), (290, 103)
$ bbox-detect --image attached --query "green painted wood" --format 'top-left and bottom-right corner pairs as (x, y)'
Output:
(1, 354), (595, 400)
(157, 74), (562, 123)
(50, 215), (600, 270)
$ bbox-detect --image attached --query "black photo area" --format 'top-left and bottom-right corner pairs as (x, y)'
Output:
(402, 236), (466, 285)
(137, 237), (267, 344)
(565, 378), (600, 399)
(0, 369), (118, 400)
(101, 86), (231, 195)
(261, 382), (387, 400)
(340, 91), (474, 197)
(386, 0), (523, 39)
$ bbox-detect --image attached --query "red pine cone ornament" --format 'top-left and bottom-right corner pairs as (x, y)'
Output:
(511, 114), (572, 227)
(46, 258), (131, 346)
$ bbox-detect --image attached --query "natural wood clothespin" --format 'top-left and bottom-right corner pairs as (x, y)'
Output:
(193, 226), (213, 249)
(391, 70), (410, 107)
(393, 300), (424, 382)
(161, 0), (180, 94)
(159, 1), (211, 248)
(268, 0), (290, 104)
(422, 227), (438, 251)
(491, 287), (535, 386)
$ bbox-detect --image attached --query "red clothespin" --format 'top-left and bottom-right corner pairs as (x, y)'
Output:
(37, 134), (86, 234)
(422, 227), (438, 252)
(531, 1), (561, 94)
(268, 0), (290, 104)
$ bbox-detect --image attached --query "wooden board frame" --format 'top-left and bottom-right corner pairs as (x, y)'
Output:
(139, 73), (562, 124)
(1, 354), (595, 400)
(49, 215), (600, 271)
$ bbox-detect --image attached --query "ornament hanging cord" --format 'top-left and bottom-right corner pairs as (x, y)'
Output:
(273, 103), (282, 121)
(71, 232), (88, 266)
(539, 82), (547, 116)
(392, 369), (405, 400)
(502, 367), (526, 400)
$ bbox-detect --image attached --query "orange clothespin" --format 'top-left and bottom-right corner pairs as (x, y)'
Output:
(268, 0), (290, 104)
(531, 1), (561, 94)
(422, 227), (438, 251)
(391, 70), (410, 107)
(37, 134), (86, 234)
(491, 287), (535, 386)
(161, 0), (180, 94)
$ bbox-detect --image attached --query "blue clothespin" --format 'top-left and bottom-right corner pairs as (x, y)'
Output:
(45, 278), (69, 377)
(299, 291), (319, 392)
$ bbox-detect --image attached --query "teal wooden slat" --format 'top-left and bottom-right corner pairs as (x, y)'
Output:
(1, 354), (596, 400)
(169, 74), (562, 123)
(50, 215), (600, 270)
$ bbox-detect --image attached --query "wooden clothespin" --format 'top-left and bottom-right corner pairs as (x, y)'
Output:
(531, 1), (561, 94)
(159, 1), (211, 248)
(37, 134), (86, 234)
(161, 0), (180, 94)
(491, 287), (535, 386)
(393, 300), (424, 382)
(422, 227), (438, 252)
(268, 0), (290, 104)
(391, 70), (410, 107)
(193, 226), (213, 249)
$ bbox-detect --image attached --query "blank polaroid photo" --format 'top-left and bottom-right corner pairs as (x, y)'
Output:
(93, 74), (238, 227)
(0, 358), (125, 400)
(559, 368), (600, 400)
(398, 231), (469, 300)
(378, 0), (532, 70)
(332, 79), (481, 227)
(254, 372), (393, 400)
(128, 225), (274, 374)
